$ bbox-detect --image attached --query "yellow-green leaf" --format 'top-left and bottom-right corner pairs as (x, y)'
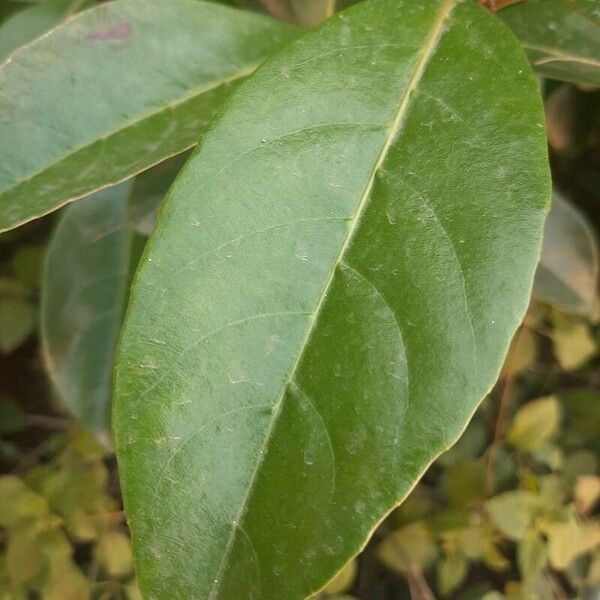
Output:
(507, 396), (561, 453)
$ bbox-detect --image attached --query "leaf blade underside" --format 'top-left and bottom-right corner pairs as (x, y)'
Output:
(114, 1), (551, 598)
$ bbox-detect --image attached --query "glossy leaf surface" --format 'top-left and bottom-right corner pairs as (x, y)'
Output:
(0, 0), (293, 231)
(501, 0), (600, 87)
(42, 184), (133, 438)
(533, 191), (598, 315)
(114, 0), (550, 598)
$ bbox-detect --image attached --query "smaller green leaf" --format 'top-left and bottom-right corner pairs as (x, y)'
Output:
(507, 396), (561, 452)
(0, 476), (48, 527)
(38, 529), (90, 600)
(532, 443), (563, 471)
(378, 523), (438, 575)
(41, 183), (133, 437)
(500, 0), (600, 87)
(534, 192), (598, 316)
(486, 491), (538, 541)
(518, 530), (547, 579)
(437, 553), (468, 596)
(543, 515), (600, 570)
(551, 313), (597, 371)
(5, 522), (46, 586)
(94, 531), (134, 578)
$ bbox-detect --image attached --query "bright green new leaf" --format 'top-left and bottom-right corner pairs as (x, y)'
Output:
(41, 183), (133, 438)
(534, 192), (598, 316)
(0, 0), (294, 232)
(500, 0), (600, 87)
(0, 0), (91, 61)
(114, 0), (550, 597)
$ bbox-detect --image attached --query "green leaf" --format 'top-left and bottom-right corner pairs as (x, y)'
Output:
(378, 523), (438, 574)
(437, 553), (468, 597)
(94, 531), (134, 577)
(500, 0), (600, 87)
(517, 530), (547, 579)
(486, 491), (538, 541)
(533, 192), (598, 316)
(0, 0), (294, 232)
(0, 476), (48, 527)
(506, 396), (561, 452)
(574, 476), (600, 514)
(543, 515), (600, 569)
(551, 312), (597, 371)
(113, 0), (550, 597)
(0, 0), (90, 61)
(41, 183), (133, 437)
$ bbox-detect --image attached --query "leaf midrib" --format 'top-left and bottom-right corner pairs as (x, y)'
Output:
(206, 0), (458, 597)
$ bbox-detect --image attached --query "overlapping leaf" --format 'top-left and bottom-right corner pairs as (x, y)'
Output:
(114, 0), (550, 598)
(41, 184), (133, 439)
(501, 0), (600, 87)
(41, 158), (184, 437)
(0, 0), (293, 231)
(534, 191), (599, 315)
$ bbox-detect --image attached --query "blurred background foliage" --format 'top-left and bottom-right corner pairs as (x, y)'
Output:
(1, 0), (599, 599)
